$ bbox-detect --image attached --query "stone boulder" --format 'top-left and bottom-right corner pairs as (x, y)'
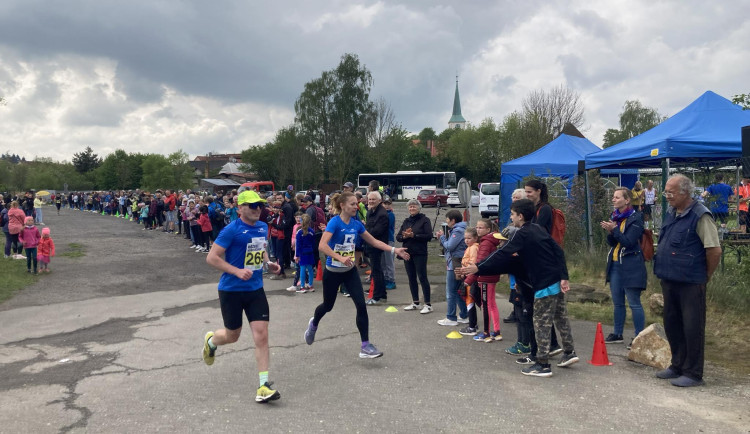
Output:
(566, 283), (610, 304)
(627, 323), (671, 369)
(648, 293), (664, 316)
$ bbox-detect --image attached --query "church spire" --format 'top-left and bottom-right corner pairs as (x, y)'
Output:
(448, 75), (467, 129)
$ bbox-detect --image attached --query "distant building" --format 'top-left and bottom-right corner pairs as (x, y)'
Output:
(190, 153), (255, 191)
(448, 78), (467, 129)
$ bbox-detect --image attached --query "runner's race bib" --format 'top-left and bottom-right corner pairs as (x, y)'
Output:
(244, 237), (267, 270)
(331, 243), (355, 267)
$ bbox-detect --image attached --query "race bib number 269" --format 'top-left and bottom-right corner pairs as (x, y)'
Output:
(245, 237), (266, 271)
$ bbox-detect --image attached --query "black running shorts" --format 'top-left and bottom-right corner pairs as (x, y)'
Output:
(218, 289), (269, 330)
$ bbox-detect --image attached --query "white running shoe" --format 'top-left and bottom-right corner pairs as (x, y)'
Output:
(286, 285), (298, 292)
(403, 303), (419, 311)
(420, 305), (433, 314)
(190, 245), (197, 249)
(437, 318), (458, 326)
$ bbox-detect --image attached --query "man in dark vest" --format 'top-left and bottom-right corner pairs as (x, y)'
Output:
(654, 174), (721, 387)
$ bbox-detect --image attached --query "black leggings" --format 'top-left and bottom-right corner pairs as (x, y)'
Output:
(404, 254), (431, 304)
(10, 233), (23, 254)
(313, 267), (369, 342)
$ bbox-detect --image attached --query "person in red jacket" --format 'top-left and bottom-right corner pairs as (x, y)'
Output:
(197, 205), (213, 253)
(37, 227), (56, 273)
(462, 218), (502, 342)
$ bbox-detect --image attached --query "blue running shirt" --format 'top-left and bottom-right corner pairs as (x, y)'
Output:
(325, 215), (366, 269)
(214, 219), (269, 292)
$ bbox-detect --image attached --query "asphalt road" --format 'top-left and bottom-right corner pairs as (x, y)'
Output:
(1, 205), (748, 433)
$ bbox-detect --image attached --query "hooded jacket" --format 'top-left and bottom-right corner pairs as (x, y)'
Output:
(19, 225), (41, 249)
(465, 232), (501, 285)
(440, 221), (467, 271)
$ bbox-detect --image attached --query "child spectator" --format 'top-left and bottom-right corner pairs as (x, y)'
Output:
(465, 219), (503, 343)
(19, 216), (41, 274)
(295, 214), (316, 293)
(140, 200), (150, 230)
(287, 212), (304, 292)
(197, 205), (213, 253)
(436, 209), (468, 326)
(458, 227), (479, 336)
(37, 227), (55, 273)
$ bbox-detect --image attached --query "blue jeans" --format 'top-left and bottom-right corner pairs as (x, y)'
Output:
(445, 269), (467, 321)
(299, 264), (314, 287)
(609, 265), (645, 336)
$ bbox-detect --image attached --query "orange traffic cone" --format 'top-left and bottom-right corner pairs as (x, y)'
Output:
(315, 264), (323, 281)
(589, 322), (613, 366)
(368, 277), (374, 299)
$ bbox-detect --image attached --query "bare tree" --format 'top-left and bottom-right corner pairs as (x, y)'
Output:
(522, 85), (585, 138)
(368, 97), (397, 148)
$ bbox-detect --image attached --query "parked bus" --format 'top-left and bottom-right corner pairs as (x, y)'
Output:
(237, 181), (275, 195)
(357, 171), (457, 200)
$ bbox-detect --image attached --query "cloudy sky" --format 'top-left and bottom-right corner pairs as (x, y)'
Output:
(1, 0), (749, 163)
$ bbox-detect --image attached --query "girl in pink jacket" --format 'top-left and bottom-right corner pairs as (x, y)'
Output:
(37, 227), (56, 273)
(18, 216), (41, 274)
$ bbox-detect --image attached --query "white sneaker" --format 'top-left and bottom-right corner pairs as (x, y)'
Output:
(403, 303), (419, 311)
(189, 245), (197, 249)
(437, 318), (458, 326)
(195, 247), (204, 252)
(420, 305), (433, 314)
(286, 285), (298, 292)
(457, 317), (469, 324)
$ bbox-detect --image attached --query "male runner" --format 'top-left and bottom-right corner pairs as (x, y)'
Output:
(202, 190), (283, 403)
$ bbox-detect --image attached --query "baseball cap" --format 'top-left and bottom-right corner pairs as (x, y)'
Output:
(237, 190), (267, 205)
(493, 232), (508, 241)
(343, 182), (354, 188)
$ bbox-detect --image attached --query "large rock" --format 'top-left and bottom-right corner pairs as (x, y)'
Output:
(566, 283), (610, 304)
(648, 293), (664, 316)
(627, 323), (671, 369)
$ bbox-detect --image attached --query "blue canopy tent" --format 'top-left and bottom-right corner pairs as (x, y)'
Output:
(499, 134), (635, 225)
(586, 91), (750, 170)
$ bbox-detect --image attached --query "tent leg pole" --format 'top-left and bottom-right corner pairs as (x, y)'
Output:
(585, 170), (593, 251)
(661, 158), (670, 227)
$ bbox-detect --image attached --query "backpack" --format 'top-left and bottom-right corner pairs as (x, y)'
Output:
(537, 206), (566, 248)
(550, 208), (566, 248)
(640, 228), (654, 261)
(312, 204), (327, 227)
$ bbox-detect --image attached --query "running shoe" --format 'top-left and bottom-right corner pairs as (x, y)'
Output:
(516, 356), (536, 365)
(304, 317), (316, 345)
(505, 342), (531, 355)
(403, 303), (419, 311)
(255, 382), (280, 403)
(549, 345), (564, 356)
(491, 331), (503, 341)
(557, 351), (580, 367)
(296, 287), (307, 293)
(437, 318), (458, 326)
(456, 317), (469, 324)
(202, 332), (215, 366)
(419, 305), (433, 314)
(306, 286), (315, 292)
(359, 343), (383, 359)
(286, 285), (298, 292)
(521, 363), (552, 377)
(473, 332), (489, 341)
(459, 326), (478, 336)
(342, 292), (351, 297)
(605, 333), (624, 344)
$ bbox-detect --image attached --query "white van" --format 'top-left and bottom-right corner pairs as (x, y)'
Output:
(479, 182), (500, 218)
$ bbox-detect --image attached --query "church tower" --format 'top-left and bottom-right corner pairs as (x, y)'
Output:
(448, 77), (467, 129)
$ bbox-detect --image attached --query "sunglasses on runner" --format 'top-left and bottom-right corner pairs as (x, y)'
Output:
(242, 202), (265, 209)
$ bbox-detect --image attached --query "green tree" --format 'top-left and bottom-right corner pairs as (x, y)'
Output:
(141, 154), (174, 190)
(602, 100), (667, 148)
(72, 146), (102, 173)
(167, 150), (195, 190)
(732, 93), (750, 110)
(418, 127), (437, 143)
(241, 126), (320, 189)
(295, 53), (375, 184)
(370, 127), (413, 172)
(96, 150), (143, 190)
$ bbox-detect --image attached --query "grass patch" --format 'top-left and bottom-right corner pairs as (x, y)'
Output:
(60, 242), (86, 258)
(0, 240), (39, 303)
(565, 245), (750, 375)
